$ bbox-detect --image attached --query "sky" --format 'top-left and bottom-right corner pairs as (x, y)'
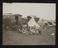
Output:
(3, 3), (56, 20)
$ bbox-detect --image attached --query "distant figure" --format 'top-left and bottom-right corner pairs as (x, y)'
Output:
(15, 16), (18, 25)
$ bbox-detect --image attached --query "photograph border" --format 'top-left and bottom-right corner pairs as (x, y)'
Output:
(0, 0), (56, 48)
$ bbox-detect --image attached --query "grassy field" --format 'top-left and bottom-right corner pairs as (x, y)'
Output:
(2, 25), (56, 45)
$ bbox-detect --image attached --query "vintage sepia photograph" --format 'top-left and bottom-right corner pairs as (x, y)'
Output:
(3, 3), (56, 45)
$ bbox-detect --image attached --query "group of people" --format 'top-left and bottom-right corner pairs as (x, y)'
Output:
(18, 24), (41, 35)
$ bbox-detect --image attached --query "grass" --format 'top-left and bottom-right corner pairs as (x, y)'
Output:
(3, 18), (56, 45)
(3, 25), (56, 45)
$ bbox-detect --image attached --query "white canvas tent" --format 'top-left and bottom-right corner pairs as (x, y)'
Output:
(28, 17), (40, 28)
